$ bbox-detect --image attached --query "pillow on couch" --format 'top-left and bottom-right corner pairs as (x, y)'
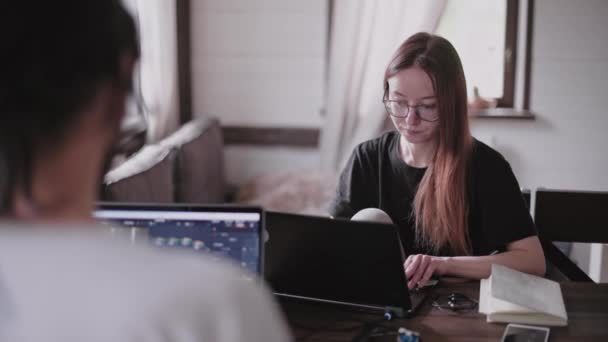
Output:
(159, 118), (225, 204)
(103, 144), (175, 203)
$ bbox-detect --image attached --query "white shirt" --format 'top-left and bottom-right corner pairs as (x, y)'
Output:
(0, 225), (291, 342)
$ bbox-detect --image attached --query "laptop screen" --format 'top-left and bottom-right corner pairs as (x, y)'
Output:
(94, 204), (263, 275)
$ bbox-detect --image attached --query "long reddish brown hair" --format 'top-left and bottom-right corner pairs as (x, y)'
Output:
(383, 32), (473, 255)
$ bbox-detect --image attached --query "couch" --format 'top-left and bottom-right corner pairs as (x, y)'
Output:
(101, 118), (336, 216)
(102, 118), (226, 204)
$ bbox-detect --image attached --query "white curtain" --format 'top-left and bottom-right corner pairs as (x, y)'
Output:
(123, 0), (180, 142)
(319, 0), (447, 172)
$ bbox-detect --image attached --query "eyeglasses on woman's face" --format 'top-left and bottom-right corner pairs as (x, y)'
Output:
(383, 99), (439, 122)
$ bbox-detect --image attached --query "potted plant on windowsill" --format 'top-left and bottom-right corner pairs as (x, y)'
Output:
(468, 86), (497, 115)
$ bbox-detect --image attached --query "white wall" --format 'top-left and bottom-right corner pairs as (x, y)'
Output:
(191, 0), (326, 184)
(471, 0), (608, 281)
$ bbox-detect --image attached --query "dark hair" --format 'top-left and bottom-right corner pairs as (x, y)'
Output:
(383, 32), (473, 254)
(0, 1), (139, 213)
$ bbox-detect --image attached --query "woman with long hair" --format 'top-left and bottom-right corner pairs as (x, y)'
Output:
(330, 32), (545, 289)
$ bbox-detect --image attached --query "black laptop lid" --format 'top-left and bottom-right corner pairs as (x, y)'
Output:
(265, 211), (411, 312)
(94, 203), (264, 275)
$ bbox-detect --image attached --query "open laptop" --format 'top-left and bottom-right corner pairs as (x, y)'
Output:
(265, 211), (426, 317)
(94, 203), (264, 275)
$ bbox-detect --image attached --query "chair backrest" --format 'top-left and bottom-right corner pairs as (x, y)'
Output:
(534, 188), (608, 243)
(534, 188), (608, 282)
(521, 188), (531, 210)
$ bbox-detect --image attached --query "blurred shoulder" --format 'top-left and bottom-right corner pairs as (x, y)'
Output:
(0, 225), (291, 341)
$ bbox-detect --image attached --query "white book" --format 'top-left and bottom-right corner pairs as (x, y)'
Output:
(479, 264), (568, 326)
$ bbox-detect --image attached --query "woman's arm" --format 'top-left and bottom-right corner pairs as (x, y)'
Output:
(405, 235), (546, 289)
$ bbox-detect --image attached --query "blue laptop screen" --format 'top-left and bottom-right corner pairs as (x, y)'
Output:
(94, 208), (262, 274)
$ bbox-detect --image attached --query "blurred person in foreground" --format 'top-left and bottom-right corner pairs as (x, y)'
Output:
(0, 1), (290, 341)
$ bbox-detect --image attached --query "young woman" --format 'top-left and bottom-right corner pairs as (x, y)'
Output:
(330, 32), (545, 289)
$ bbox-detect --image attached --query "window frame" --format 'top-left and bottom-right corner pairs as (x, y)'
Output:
(498, 0), (519, 108)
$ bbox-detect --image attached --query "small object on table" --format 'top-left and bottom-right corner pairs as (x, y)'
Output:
(397, 327), (420, 342)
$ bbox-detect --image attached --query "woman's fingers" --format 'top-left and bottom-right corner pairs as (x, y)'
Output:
(404, 254), (414, 269)
(405, 254), (421, 279)
(418, 260), (436, 287)
(405, 255), (442, 289)
(408, 255), (431, 289)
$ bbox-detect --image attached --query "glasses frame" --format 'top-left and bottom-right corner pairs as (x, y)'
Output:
(382, 99), (440, 122)
(431, 292), (478, 312)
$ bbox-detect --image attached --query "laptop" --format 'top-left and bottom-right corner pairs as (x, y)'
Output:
(94, 203), (264, 275)
(265, 211), (426, 317)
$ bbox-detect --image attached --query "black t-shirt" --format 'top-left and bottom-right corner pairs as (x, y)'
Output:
(329, 131), (536, 256)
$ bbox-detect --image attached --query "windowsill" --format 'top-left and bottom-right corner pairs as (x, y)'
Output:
(469, 108), (535, 120)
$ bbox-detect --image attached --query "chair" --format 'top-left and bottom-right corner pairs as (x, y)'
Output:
(521, 188), (531, 210)
(534, 188), (608, 282)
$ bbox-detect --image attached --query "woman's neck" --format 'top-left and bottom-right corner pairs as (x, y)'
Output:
(399, 136), (437, 168)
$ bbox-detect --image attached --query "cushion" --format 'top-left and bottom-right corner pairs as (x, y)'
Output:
(103, 144), (175, 203)
(159, 118), (225, 204)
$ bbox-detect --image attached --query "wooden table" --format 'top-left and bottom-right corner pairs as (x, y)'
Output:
(281, 281), (608, 341)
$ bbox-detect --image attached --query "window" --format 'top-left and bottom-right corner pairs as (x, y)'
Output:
(437, 0), (522, 108)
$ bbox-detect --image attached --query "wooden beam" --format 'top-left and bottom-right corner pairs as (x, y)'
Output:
(222, 126), (320, 147)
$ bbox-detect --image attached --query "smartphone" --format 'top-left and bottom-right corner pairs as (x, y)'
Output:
(501, 324), (550, 342)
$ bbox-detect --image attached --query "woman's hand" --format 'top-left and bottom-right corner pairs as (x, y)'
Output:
(404, 254), (450, 289)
